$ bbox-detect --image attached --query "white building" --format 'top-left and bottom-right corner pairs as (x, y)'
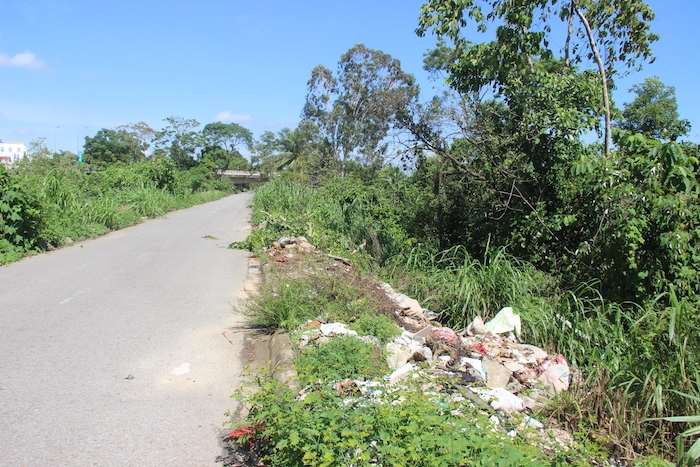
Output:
(0, 141), (27, 168)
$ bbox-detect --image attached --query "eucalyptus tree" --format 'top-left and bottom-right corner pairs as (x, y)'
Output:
(117, 122), (158, 155)
(302, 44), (419, 175)
(416, 0), (658, 157)
(154, 116), (202, 169)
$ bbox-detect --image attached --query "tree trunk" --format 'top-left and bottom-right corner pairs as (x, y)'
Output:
(574, 2), (612, 157)
(564, 2), (574, 67)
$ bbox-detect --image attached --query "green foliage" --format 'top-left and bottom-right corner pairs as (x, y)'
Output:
(234, 172), (416, 266)
(0, 156), (235, 264)
(348, 313), (401, 345)
(295, 336), (386, 385)
(0, 166), (43, 263)
(154, 116), (202, 169)
(241, 265), (398, 343)
(415, 0), (658, 155)
(200, 121), (253, 171)
(389, 244), (557, 333)
(238, 378), (571, 467)
(83, 128), (146, 166)
(617, 76), (691, 142)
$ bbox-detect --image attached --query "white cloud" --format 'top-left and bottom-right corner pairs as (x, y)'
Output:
(215, 111), (253, 123)
(0, 51), (45, 70)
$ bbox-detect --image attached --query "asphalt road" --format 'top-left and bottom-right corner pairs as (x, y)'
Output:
(0, 192), (253, 466)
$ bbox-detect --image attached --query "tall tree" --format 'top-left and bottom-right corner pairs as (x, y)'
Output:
(200, 122), (253, 171)
(616, 76), (691, 142)
(202, 122), (253, 153)
(26, 137), (51, 159)
(83, 129), (146, 166)
(302, 44), (419, 175)
(416, 0), (658, 157)
(117, 122), (158, 155)
(155, 116), (202, 169)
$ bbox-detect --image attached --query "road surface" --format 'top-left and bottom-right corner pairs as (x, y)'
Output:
(0, 192), (253, 466)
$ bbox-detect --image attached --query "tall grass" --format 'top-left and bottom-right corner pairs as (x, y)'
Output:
(387, 243), (557, 333)
(243, 177), (408, 267)
(1, 160), (234, 262)
(388, 243), (700, 459)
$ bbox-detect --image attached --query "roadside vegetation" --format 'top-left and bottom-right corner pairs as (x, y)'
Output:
(0, 117), (251, 264)
(229, 1), (700, 464)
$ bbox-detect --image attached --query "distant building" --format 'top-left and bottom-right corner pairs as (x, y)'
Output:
(0, 141), (27, 168)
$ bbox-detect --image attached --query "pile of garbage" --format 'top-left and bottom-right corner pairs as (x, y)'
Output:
(264, 236), (316, 264)
(293, 280), (576, 448)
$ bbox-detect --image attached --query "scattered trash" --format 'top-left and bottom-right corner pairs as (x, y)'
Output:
(471, 387), (526, 413)
(172, 363), (190, 375)
(286, 272), (575, 453)
(483, 307), (522, 336)
(319, 322), (358, 337)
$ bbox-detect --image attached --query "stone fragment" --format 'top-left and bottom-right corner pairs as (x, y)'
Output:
(278, 237), (295, 246)
(319, 322), (358, 337)
(460, 357), (485, 380)
(504, 361), (525, 373)
(482, 357), (512, 389)
(468, 316), (485, 335)
(412, 346), (433, 363)
(386, 342), (413, 370)
(298, 242), (316, 252)
(516, 344), (548, 360)
(412, 326), (434, 341)
(472, 387), (525, 413)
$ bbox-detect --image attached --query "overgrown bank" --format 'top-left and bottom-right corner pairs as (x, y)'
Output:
(0, 156), (236, 264)
(231, 174), (698, 465)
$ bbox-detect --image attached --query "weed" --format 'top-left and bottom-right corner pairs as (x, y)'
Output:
(295, 336), (386, 385)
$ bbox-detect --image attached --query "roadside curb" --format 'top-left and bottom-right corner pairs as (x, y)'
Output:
(268, 331), (300, 391)
(243, 253), (300, 392)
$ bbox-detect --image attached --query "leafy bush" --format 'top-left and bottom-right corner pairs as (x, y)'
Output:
(0, 166), (43, 262)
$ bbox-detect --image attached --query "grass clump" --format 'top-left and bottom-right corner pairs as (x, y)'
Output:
(388, 243), (558, 336)
(348, 313), (401, 345)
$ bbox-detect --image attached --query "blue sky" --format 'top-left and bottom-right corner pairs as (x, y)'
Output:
(0, 0), (698, 154)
